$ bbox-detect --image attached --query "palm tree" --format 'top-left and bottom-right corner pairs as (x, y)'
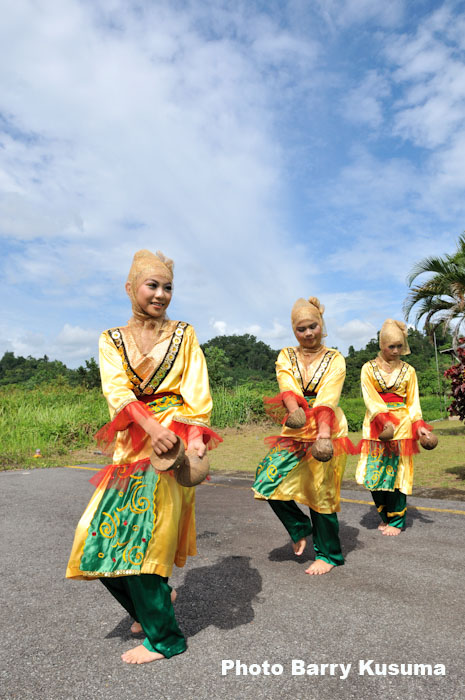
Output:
(404, 233), (465, 353)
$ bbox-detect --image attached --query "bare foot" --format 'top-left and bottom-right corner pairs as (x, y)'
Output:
(293, 538), (307, 556)
(382, 525), (401, 536)
(378, 522), (388, 531)
(121, 644), (164, 664)
(130, 589), (177, 635)
(305, 559), (334, 575)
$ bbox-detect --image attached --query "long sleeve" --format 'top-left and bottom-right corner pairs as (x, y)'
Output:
(99, 331), (138, 418)
(406, 368), (423, 424)
(275, 350), (302, 395)
(172, 326), (212, 427)
(360, 363), (391, 422)
(313, 353), (346, 410)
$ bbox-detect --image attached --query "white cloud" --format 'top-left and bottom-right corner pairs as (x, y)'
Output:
(316, 0), (405, 29)
(0, 0), (322, 356)
(1, 0), (465, 368)
(211, 320), (227, 335)
(341, 71), (390, 128)
(335, 319), (377, 346)
(209, 318), (291, 346)
(0, 322), (100, 366)
(55, 324), (100, 359)
(383, 5), (465, 149)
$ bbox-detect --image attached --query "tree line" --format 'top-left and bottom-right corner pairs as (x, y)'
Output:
(0, 327), (453, 397)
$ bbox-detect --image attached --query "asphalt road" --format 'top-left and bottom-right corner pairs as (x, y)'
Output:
(1, 466), (464, 700)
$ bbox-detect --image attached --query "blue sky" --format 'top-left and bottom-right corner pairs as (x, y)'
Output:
(1, 0), (465, 365)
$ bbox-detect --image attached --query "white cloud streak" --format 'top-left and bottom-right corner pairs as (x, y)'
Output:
(1, 1), (465, 365)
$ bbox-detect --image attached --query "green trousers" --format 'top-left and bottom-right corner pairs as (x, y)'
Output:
(268, 500), (344, 566)
(371, 489), (407, 529)
(101, 574), (186, 658)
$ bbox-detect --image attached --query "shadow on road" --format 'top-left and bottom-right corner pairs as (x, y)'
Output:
(267, 519), (360, 562)
(360, 503), (434, 530)
(105, 555), (262, 642)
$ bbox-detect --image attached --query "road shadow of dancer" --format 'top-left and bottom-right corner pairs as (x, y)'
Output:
(360, 504), (434, 530)
(268, 519), (360, 563)
(106, 555), (262, 642)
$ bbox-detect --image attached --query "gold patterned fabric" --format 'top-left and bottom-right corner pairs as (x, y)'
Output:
(254, 347), (348, 513)
(276, 347), (348, 443)
(355, 360), (423, 495)
(97, 323), (212, 464)
(66, 322), (212, 580)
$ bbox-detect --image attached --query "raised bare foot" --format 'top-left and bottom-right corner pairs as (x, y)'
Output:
(382, 525), (401, 536)
(121, 644), (165, 664)
(130, 589), (177, 635)
(293, 538), (307, 556)
(305, 559), (334, 575)
(378, 522), (388, 531)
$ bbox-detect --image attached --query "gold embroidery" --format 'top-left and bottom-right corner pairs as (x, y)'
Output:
(172, 416), (208, 426)
(370, 361), (409, 393)
(387, 507), (407, 517)
(127, 546), (144, 566)
(287, 348), (336, 393)
(80, 569), (141, 577)
(130, 483), (150, 514)
(266, 463), (278, 482)
(107, 321), (188, 396)
(100, 511), (119, 539)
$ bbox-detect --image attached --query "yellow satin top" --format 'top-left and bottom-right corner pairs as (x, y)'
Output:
(360, 360), (423, 440)
(255, 346), (348, 513)
(66, 321), (209, 579)
(99, 321), (212, 464)
(276, 346), (348, 440)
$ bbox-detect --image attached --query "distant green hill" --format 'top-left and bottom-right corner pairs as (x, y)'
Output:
(0, 326), (453, 398)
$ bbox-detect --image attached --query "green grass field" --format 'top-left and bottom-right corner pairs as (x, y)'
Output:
(208, 420), (465, 498)
(1, 384), (463, 498)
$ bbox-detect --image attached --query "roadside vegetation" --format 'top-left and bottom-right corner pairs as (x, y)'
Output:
(0, 326), (460, 487)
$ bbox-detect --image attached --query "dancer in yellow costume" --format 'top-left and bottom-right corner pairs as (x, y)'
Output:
(355, 319), (433, 536)
(253, 297), (355, 575)
(66, 249), (221, 664)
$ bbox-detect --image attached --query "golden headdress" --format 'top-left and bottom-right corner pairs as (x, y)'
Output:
(291, 296), (327, 336)
(126, 249), (174, 324)
(379, 319), (410, 355)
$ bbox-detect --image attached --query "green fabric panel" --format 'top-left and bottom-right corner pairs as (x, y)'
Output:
(80, 469), (159, 574)
(268, 500), (313, 542)
(253, 444), (305, 498)
(363, 444), (399, 491)
(310, 510), (344, 566)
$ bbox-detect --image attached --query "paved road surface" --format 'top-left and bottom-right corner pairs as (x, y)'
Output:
(1, 466), (464, 700)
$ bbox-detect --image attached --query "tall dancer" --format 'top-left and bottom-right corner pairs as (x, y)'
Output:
(67, 249), (221, 663)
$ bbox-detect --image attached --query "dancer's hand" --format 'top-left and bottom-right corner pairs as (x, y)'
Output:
(188, 436), (206, 458)
(317, 424), (331, 440)
(147, 421), (178, 455)
(417, 426), (430, 438)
